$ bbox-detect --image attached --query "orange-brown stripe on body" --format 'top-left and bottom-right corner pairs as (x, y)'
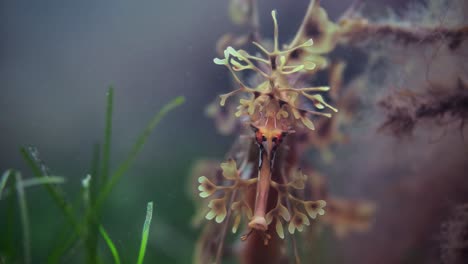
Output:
(242, 165), (282, 264)
(248, 120), (285, 230)
(241, 124), (291, 264)
(241, 113), (293, 263)
(248, 148), (272, 230)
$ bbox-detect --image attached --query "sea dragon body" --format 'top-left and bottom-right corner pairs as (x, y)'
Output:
(192, 3), (375, 263)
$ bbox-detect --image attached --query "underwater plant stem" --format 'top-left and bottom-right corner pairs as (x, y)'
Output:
(83, 174), (99, 264)
(6, 183), (16, 259)
(86, 87), (112, 264)
(16, 177), (64, 188)
(0, 169), (13, 199)
(91, 143), (101, 196)
(15, 172), (31, 264)
(85, 144), (101, 264)
(101, 87), (114, 186)
(86, 89), (112, 264)
(19, 147), (81, 234)
(137, 201), (153, 264)
(99, 225), (121, 264)
(85, 219), (99, 264)
(0, 177), (65, 198)
(95, 96), (185, 212)
(47, 230), (80, 263)
(2, 170), (17, 258)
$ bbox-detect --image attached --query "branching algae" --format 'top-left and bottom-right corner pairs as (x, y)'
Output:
(191, 2), (375, 263)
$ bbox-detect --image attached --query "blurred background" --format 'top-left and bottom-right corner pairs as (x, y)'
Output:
(1, 0), (467, 263)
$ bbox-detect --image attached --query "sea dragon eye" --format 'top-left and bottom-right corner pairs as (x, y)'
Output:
(251, 124), (265, 147)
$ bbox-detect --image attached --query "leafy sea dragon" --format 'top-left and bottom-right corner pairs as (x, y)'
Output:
(191, 4), (374, 264)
